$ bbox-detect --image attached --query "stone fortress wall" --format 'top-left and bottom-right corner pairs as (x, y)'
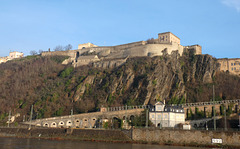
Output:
(41, 32), (203, 68)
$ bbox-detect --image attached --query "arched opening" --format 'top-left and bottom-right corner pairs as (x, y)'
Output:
(157, 123), (161, 127)
(58, 121), (64, 128)
(66, 120), (72, 128)
(76, 52), (80, 58)
(130, 115), (135, 122)
(51, 122), (57, 128)
(194, 124), (198, 128)
(43, 123), (49, 127)
(112, 117), (122, 129)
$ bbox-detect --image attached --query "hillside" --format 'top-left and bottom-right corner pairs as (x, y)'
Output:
(0, 51), (240, 123)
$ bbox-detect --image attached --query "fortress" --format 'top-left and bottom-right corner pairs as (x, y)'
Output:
(42, 32), (202, 68)
(0, 51), (24, 64)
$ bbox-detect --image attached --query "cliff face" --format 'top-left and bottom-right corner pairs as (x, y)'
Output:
(0, 52), (238, 121)
(72, 50), (217, 107)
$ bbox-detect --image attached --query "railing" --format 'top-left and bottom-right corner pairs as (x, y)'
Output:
(106, 105), (150, 112)
(179, 99), (240, 107)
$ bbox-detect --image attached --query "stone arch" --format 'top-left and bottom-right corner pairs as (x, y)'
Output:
(76, 51), (80, 58)
(129, 115), (135, 122)
(157, 123), (162, 127)
(90, 117), (97, 128)
(82, 118), (88, 128)
(66, 120), (72, 127)
(58, 121), (65, 127)
(36, 124), (41, 127)
(51, 122), (57, 128)
(75, 119), (80, 128)
(112, 117), (121, 129)
(43, 122), (49, 127)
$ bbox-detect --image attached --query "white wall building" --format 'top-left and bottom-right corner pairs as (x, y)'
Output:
(8, 51), (24, 60)
(149, 101), (185, 128)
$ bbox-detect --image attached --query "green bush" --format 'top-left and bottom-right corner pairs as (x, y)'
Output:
(50, 56), (69, 64)
(59, 67), (74, 78)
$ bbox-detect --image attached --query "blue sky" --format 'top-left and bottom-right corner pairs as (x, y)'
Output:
(0, 0), (240, 58)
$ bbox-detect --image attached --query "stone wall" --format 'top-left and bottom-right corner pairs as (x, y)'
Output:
(184, 45), (202, 55)
(41, 50), (76, 58)
(0, 128), (131, 141)
(113, 41), (146, 51)
(24, 108), (144, 128)
(132, 128), (240, 146)
(93, 58), (127, 69)
(217, 58), (240, 75)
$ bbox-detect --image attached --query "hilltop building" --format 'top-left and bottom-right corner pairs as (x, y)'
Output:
(217, 58), (240, 75)
(0, 51), (24, 64)
(42, 32), (202, 68)
(149, 101), (185, 128)
(0, 57), (8, 64)
(78, 43), (97, 49)
(8, 51), (24, 60)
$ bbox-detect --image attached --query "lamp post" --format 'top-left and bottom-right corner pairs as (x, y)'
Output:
(213, 85), (216, 131)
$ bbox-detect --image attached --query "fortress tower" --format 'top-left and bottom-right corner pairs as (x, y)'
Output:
(158, 32), (180, 45)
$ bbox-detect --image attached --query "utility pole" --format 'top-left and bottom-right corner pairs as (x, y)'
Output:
(224, 105), (227, 131)
(145, 109), (148, 128)
(213, 85), (216, 131)
(29, 105), (33, 129)
(71, 108), (73, 128)
(8, 110), (11, 128)
(125, 105), (127, 129)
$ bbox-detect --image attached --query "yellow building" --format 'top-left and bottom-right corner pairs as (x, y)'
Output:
(0, 57), (8, 64)
(217, 58), (240, 75)
(9, 51), (24, 60)
(158, 32), (181, 45)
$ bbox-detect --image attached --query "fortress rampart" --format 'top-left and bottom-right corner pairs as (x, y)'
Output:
(41, 32), (202, 68)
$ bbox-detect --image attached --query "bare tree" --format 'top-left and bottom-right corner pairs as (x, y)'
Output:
(54, 45), (64, 51)
(30, 50), (38, 55)
(39, 49), (43, 54)
(146, 38), (156, 44)
(64, 44), (72, 51)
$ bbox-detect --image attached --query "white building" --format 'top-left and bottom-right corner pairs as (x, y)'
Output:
(8, 51), (24, 60)
(149, 101), (185, 128)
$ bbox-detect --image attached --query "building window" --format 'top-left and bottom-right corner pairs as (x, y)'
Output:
(234, 63), (236, 65)
(231, 63), (233, 66)
(232, 68), (233, 71)
(152, 114), (154, 119)
(234, 67), (236, 70)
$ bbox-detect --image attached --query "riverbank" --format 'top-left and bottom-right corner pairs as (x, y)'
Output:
(0, 127), (239, 149)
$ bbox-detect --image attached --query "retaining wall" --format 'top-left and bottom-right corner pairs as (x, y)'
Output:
(132, 128), (240, 147)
